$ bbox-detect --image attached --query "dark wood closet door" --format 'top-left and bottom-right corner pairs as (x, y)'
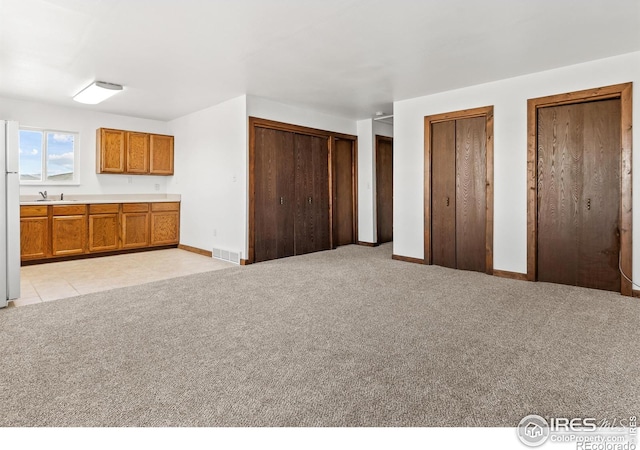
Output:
(376, 136), (393, 243)
(294, 134), (330, 255)
(311, 135), (331, 252)
(276, 131), (296, 259)
(579, 99), (621, 291)
(537, 104), (581, 286)
(431, 121), (456, 268)
(254, 128), (295, 262)
(333, 139), (355, 246)
(537, 99), (621, 291)
(254, 127), (278, 262)
(455, 117), (486, 273)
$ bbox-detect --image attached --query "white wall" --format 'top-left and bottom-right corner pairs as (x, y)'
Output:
(247, 96), (357, 136)
(0, 96), (171, 196)
(167, 95), (248, 256)
(394, 51), (640, 277)
(357, 119), (393, 243)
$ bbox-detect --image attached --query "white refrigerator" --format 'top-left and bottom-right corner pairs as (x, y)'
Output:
(1, 120), (21, 308)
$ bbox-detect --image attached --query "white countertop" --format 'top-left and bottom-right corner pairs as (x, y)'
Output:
(20, 193), (181, 206)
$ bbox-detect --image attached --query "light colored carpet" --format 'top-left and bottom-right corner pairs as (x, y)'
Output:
(1, 243), (638, 427)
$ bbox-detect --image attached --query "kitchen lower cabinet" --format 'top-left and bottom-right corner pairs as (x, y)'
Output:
(51, 205), (87, 257)
(20, 206), (49, 261)
(20, 201), (180, 263)
(150, 202), (180, 245)
(88, 204), (120, 252)
(122, 203), (150, 249)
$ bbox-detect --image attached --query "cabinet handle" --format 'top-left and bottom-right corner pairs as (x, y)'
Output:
(446, 196), (450, 207)
(280, 196), (284, 205)
(308, 196), (313, 205)
(586, 198), (591, 210)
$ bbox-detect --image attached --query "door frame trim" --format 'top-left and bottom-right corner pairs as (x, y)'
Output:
(375, 135), (393, 244)
(424, 106), (494, 273)
(248, 117), (358, 263)
(526, 82), (633, 295)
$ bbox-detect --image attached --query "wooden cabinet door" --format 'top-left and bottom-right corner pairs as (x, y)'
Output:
(333, 138), (355, 247)
(376, 136), (394, 244)
(98, 128), (126, 173)
(431, 121), (456, 269)
(254, 127), (295, 262)
(455, 117), (486, 273)
(150, 202), (180, 245)
(126, 132), (149, 174)
(537, 99), (621, 291)
(20, 217), (49, 260)
(52, 215), (87, 256)
(294, 134), (330, 255)
(122, 214), (149, 248)
(121, 203), (150, 248)
(149, 134), (174, 175)
(122, 213), (149, 248)
(89, 214), (120, 252)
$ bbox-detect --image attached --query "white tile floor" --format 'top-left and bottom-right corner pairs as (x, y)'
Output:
(9, 249), (236, 307)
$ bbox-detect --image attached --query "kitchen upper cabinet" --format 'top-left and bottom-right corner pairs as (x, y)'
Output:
(150, 202), (180, 245)
(88, 204), (120, 252)
(97, 128), (126, 173)
(149, 134), (174, 175)
(97, 128), (173, 176)
(20, 206), (49, 261)
(126, 132), (150, 173)
(51, 204), (87, 257)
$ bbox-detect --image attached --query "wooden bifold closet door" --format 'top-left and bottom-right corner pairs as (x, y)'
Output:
(431, 116), (486, 273)
(294, 134), (330, 255)
(254, 127), (330, 262)
(536, 99), (621, 292)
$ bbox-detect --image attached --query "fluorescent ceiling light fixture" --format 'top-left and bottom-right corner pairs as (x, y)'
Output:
(73, 81), (123, 104)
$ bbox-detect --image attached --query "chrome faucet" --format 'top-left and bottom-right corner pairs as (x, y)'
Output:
(38, 190), (47, 200)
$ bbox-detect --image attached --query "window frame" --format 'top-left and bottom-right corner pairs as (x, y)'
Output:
(19, 127), (81, 186)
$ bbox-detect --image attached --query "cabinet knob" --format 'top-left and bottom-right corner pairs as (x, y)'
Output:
(308, 196), (313, 205)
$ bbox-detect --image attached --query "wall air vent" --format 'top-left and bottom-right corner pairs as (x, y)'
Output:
(212, 247), (240, 265)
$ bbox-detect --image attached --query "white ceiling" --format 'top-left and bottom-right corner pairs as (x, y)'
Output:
(1, 0), (639, 121)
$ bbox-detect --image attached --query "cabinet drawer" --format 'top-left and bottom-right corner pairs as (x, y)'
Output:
(89, 203), (119, 214)
(151, 202), (180, 212)
(53, 204), (87, 216)
(21, 205), (48, 217)
(122, 203), (149, 213)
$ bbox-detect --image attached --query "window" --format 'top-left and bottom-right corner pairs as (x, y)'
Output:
(19, 128), (80, 184)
